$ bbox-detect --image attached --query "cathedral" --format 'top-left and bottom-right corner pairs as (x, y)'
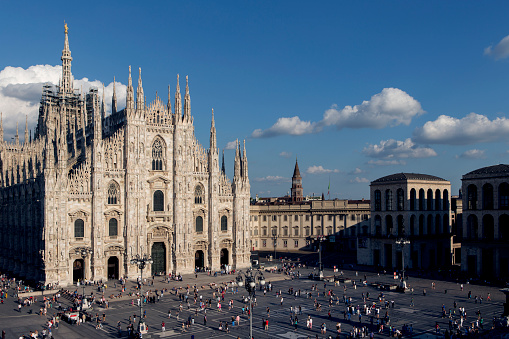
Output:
(0, 24), (251, 286)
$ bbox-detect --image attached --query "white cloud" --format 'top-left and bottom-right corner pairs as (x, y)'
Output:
(484, 34), (509, 60)
(367, 159), (406, 166)
(0, 64), (126, 141)
(306, 165), (340, 174)
(458, 149), (486, 159)
(350, 177), (369, 183)
(224, 141), (237, 150)
(253, 176), (290, 183)
(279, 151), (292, 158)
(350, 167), (364, 174)
(251, 116), (317, 138)
(363, 138), (437, 159)
(322, 88), (423, 129)
(413, 113), (509, 145)
(251, 88), (423, 138)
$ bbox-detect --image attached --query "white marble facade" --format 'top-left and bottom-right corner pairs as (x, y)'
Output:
(0, 25), (251, 286)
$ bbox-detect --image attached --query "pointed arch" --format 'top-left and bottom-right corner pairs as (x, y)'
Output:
(195, 184), (204, 204)
(107, 180), (120, 205)
(151, 136), (166, 171)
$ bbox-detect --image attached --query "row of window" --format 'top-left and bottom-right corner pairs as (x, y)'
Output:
(465, 213), (509, 240)
(466, 183), (509, 210)
(261, 239), (306, 248)
(257, 226), (339, 237)
(251, 214), (369, 222)
(374, 188), (449, 212)
(372, 214), (449, 237)
(74, 215), (229, 238)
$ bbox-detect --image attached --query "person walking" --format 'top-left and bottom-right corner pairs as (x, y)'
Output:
(161, 321), (165, 332)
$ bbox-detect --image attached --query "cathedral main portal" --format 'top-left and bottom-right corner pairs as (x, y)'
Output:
(151, 242), (166, 275)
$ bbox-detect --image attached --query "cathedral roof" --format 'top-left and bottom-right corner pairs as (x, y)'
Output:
(463, 164), (509, 179)
(372, 172), (447, 184)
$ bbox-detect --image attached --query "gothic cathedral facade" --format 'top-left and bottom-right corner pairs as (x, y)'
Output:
(0, 25), (251, 286)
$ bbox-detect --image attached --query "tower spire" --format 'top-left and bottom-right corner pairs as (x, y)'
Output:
(221, 149), (225, 174)
(15, 121), (19, 145)
(175, 74), (181, 122)
(112, 76), (117, 114)
(291, 157), (303, 202)
(126, 65), (134, 114)
(167, 85), (172, 114)
(210, 108), (216, 150)
(184, 75), (191, 121)
(136, 67), (144, 113)
(60, 21), (73, 95)
(24, 115), (29, 145)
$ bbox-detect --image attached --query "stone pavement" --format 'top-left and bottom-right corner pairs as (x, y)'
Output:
(0, 265), (508, 338)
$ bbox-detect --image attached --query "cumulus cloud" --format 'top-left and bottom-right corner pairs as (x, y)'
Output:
(363, 138), (437, 159)
(306, 165), (340, 174)
(413, 113), (509, 145)
(0, 64), (126, 141)
(350, 167), (364, 174)
(367, 159), (406, 166)
(253, 176), (290, 183)
(251, 116), (317, 138)
(458, 149), (486, 159)
(484, 35), (509, 60)
(350, 177), (369, 183)
(279, 151), (292, 158)
(251, 88), (423, 138)
(224, 141), (237, 150)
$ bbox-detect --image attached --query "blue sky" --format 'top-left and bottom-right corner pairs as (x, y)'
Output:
(1, 1), (509, 199)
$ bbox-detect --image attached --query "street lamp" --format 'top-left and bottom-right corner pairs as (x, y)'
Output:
(395, 231), (410, 289)
(314, 235), (326, 280)
(130, 254), (153, 335)
(237, 269), (265, 339)
(75, 247), (92, 310)
(272, 230), (278, 262)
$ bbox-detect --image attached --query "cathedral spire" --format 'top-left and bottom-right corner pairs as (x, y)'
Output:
(221, 149), (225, 174)
(112, 76), (117, 114)
(234, 139), (241, 179)
(15, 121), (19, 145)
(60, 21), (73, 95)
(101, 84), (106, 121)
(0, 112), (4, 143)
(175, 74), (181, 122)
(242, 139), (248, 178)
(210, 108), (216, 150)
(126, 66), (134, 114)
(184, 75), (191, 122)
(24, 115), (29, 145)
(136, 67), (144, 113)
(167, 85), (172, 114)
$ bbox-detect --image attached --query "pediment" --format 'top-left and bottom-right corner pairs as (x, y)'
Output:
(147, 175), (171, 184)
(104, 208), (123, 217)
(69, 209), (90, 220)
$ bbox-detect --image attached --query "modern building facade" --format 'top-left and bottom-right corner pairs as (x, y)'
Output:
(358, 173), (453, 270)
(250, 160), (370, 255)
(0, 25), (251, 286)
(461, 164), (509, 279)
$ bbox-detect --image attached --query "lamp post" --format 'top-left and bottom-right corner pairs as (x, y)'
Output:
(272, 230), (278, 262)
(237, 269), (265, 339)
(395, 232), (410, 289)
(130, 254), (153, 335)
(314, 235), (325, 280)
(75, 247), (93, 310)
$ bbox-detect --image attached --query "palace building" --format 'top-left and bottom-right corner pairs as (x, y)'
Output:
(0, 25), (251, 286)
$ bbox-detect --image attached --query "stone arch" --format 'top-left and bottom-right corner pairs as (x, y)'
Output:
(107, 180), (120, 205)
(194, 184), (204, 204)
(151, 136), (166, 171)
(482, 183), (494, 210)
(467, 184), (478, 210)
(410, 188), (416, 211)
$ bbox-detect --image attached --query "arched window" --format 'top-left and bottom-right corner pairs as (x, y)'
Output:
(375, 215), (382, 236)
(419, 189), (425, 211)
(107, 181), (119, 205)
(109, 218), (118, 236)
(153, 190), (164, 211)
(419, 214), (424, 235)
(196, 216), (203, 233)
(397, 215), (404, 236)
(151, 138), (164, 170)
(483, 184), (494, 210)
(410, 215), (416, 235)
(374, 190), (381, 211)
(427, 215), (433, 235)
(499, 183), (509, 209)
(467, 215), (478, 239)
(483, 214), (494, 240)
(435, 215), (441, 235)
(195, 185), (204, 204)
(221, 216), (227, 231)
(75, 219), (84, 238)
(467, 184), (477, 210)
(435, 189), (441, 211)
(427, 189), (433, 211)
(385, 215), (393, 236)
(499, 214), (509, 240)
(410, 189), (416, 211)
(397, 188), (404, 211)
(385, 190), (393, 211)
(443, 190), (449, 210)
(443, 214), (449, 234)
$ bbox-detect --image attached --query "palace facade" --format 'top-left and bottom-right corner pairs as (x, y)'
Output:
(0, 25), (251, 286)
